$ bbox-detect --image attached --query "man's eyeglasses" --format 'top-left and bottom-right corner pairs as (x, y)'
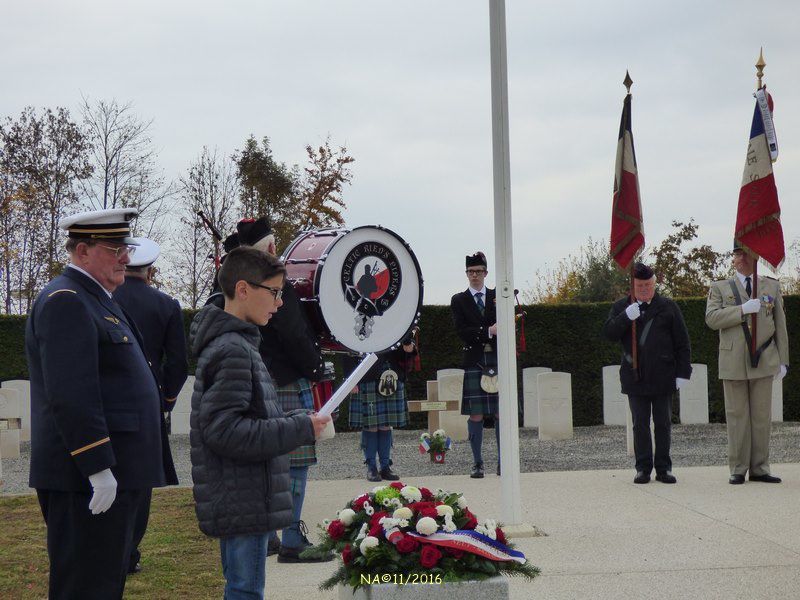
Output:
(465, 269), (486, 275)
(247, 282), (283, 300)
(96, 244), (137, 259)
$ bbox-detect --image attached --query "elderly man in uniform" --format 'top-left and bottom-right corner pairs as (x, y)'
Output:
(451, 251), (501, 479)
(113, 237), (188, 573)
(603, 263), (692, 484)
(25, 209), (177, 599)
(706, 242), (789, 485)
(221, 217), (332, 563)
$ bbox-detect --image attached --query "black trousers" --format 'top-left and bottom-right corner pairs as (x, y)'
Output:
(37, 489), (143, 600)
(129, 489), (152, 569)
(628, 394), (672, 474)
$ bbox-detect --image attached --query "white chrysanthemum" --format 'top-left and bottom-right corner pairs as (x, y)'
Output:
(355, 523), (369, 542)
(443, 514), (457, 533)
(398, 519), (410, 528)
(372, 485), (388, 494)
(436, 505), (454, 517)
(359, 536), (380, 554)
(364, 502), (375, 516)
(415, 516), (438, 536)
(393, 507), (413, 520)
(433, 429), (446, 438)
(338, 508), (356, 526)
(400, 486), (422, 503)
(457, 496), (468, 509)
(382, 498), (393, 507)
(391, 498), (402, 508)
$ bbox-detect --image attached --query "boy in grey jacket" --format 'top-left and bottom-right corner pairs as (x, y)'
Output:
(189, 247), (330, 600)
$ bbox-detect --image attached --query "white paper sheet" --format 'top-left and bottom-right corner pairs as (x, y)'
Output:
(317, 353), (379, 417)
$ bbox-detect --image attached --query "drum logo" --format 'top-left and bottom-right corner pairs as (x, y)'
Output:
(340, 241), (403, 340)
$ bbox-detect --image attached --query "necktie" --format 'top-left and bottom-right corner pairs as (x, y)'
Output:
(745, 276), (752, 297)
(475, 292), (485, 315)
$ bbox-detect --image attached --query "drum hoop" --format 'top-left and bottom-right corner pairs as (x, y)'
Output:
(312, 225), (424, 354)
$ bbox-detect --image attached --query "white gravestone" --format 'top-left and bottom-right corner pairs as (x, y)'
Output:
(537, 372), (573, 441)
(772, 375), (783, 422)
(436, 369), (468, 442)
(679, 364), (709, 424)
(0, 388), (22, 459)
(2, 380), (31, 442)
(602, 366), (627, 426)
(522, 367), (551, 428)
(170, 376), (195, 435)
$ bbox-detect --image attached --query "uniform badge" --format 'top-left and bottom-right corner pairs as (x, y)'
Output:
(378, 369), (398, 396)
(761, 294), (774, 316)
(104, 316), (120, 325)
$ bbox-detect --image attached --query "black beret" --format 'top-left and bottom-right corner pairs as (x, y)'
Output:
(222, 232), (240, 253)
(236, 217), (272, 246)
(633, 262), (654, 280)
(466, 252), (487, 268)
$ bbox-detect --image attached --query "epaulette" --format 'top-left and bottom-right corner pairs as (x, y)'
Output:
(47, 289), (77, 297)
(763, 275), (778, 281)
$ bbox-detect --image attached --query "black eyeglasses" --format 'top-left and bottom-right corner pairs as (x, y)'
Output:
(247, 282), (283, 300)
(465, 269), (486, 275)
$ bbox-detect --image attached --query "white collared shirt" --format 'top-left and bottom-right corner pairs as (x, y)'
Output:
(68, 264), (113, 298)
(736, 271), (754, 293)
(469, 286), (487, 303)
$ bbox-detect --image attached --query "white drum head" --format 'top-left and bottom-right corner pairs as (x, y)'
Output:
(317, 226), (422, 354)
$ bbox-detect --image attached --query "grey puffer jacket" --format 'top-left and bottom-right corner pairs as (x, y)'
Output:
(189, 304), (315, 538)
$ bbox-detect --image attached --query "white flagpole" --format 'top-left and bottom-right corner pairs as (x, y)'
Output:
(488, 0), (522, 526)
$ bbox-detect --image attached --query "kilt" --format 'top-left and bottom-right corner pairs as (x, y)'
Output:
(349, 381), (408, 429)
(461, 366), (499, 416)
(276, 378), (317, 467)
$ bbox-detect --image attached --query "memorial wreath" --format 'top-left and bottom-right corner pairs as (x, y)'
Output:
(419, 429), (452, 463)
(305, 482), (539, 591)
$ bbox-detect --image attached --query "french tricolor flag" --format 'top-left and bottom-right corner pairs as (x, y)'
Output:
(734, 89), (785, 270)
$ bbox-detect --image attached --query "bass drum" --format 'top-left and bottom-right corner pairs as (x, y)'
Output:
(281, 226), (423, 354)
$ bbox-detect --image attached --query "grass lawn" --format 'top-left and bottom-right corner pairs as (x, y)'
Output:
(0, 488), (224, 599)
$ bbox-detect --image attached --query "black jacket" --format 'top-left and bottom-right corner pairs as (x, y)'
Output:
(26, 267), (177, 491)
(189, 304), (315, 538)
(259, 281), (325, 386)
(450, 288), (497, 368)
(114, 276), (188, 406)
(602, 293), (692, 395)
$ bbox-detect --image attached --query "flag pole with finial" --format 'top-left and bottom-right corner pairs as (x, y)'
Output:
(749, 48), (766, 363)
(623, 70), (638, 374)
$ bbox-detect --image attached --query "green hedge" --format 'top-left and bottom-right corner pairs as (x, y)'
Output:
(3, 298), (798, 427)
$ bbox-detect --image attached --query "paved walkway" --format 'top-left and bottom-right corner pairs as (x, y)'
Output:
(271, 464), (800, 599)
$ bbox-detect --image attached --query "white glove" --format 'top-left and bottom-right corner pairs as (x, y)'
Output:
(676, 377), (690, 390)
(741, 299), (761, 315)
(88, 468), (117, 515)
(779, 365), (788, 380)
(625, 303), (640, 320)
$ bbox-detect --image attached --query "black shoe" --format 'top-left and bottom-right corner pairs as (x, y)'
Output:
(729, 474), (745, 485)
(380, 466), (400, 481)
(749, 473), (782, 483)
(633, 471), (650, 484)
(366, 465), (381, 482)
(655, 471), (677, 484)
(267, 536), (280, 556)
(470, 463), (485, 479)
(277, 545), (335, 563)
(128, 561), (142, 574)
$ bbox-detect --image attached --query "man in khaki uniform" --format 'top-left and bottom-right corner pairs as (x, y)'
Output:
(706, 243), (788, 485)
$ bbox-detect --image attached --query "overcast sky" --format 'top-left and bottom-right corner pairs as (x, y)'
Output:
(3, 0), (799, 303)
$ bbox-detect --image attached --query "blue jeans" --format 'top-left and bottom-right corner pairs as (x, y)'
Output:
(219, 533), (268, 600)
(268, 466), (309, 549)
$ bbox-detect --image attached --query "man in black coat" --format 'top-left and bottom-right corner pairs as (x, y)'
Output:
(26, 209), (177, 600)
(450, 251), (500, 479)
(113, 237), (188, 574)
(602, 262), (692, 484)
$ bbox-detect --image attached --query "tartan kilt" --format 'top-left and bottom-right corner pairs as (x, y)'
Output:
(348, 381), (408, 429)
(461, 367), (499, 416)
(275, 379), (317, 468)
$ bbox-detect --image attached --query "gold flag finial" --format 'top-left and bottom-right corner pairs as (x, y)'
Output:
(623, 70), (633, 94)
(756, 47), (766, 89)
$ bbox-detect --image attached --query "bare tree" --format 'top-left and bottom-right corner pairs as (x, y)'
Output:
(169, 147), (239, 308)
(80, 97), (176, 242)
(295, 136), (353, 231)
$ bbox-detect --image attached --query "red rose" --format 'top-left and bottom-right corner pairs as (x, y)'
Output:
(389, 482), (405, 490)
(462, 510), (478, 530)
(370, 511), (388, 528)
(327, 519), (346, 540)
(419, 487), (434, 501)
(418, 507), (439, 520)
(369, 524), (384, 539)
(408, 501), (435, 513)
(419, 544), (442, 568)
(495, 527), (507, 545)
(446, 547), (465, 559)
(342, 544), (353, 565)
(396, 535), (420, 554)
(352, 494), (370, 510)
